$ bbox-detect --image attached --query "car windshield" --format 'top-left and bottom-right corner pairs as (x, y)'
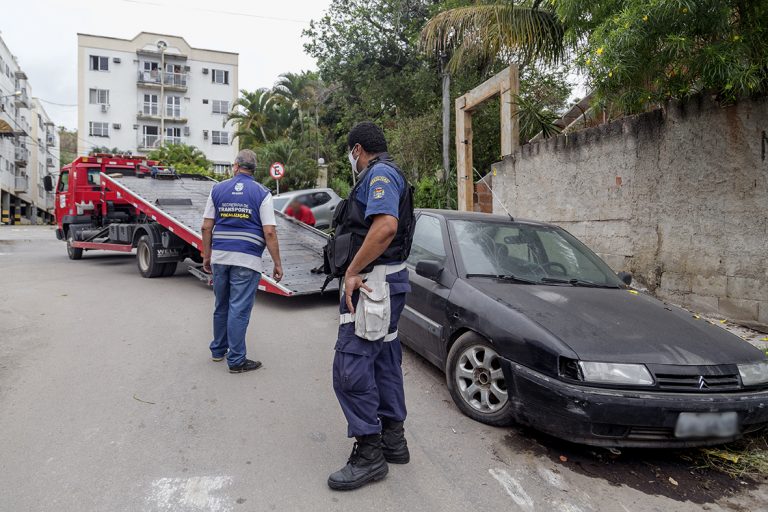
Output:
(273, 196), (290, 210)
(449, 219), (623, 287)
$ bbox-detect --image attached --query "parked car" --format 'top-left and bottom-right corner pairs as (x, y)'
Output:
(399, 209), (768, 447)
(272, 188), (342, 230)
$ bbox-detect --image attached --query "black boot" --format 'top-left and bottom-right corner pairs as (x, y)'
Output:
(327, 434), (389, 490)
(381, 419), (410, 464)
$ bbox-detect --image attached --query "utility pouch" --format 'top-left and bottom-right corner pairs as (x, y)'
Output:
(323, 232), (353, 277)
(355, 280), (391, 341)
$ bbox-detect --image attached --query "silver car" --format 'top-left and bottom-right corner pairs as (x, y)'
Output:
(272, 188), (342, 230)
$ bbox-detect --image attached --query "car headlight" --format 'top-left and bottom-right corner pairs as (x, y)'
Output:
(578, 361), (654, 386)
(738, 361), (768, 386)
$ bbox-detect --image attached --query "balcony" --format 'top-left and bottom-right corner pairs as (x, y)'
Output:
(137, 134), (185, 151)
(136, 103), (187, 123)
(14, 175), (28, 192)
(137, 70), (188, 91)
(14, 72), (29, 108)
(14, 145), (29, 167)
(46, 134), (55, 147)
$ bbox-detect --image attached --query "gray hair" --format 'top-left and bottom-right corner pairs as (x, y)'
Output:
(235, 149), (257, 172)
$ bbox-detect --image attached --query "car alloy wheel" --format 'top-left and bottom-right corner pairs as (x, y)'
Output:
(455, 344), (508, 413)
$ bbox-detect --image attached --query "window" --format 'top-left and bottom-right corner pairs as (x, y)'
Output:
(89, 55), (109, 71)
(211, 130), (229, 145)
(143, 94), (158, 116)
(302, 191), (331, 208)
(211, 100), (229, 114)
(89, 122), (109, 137)
(166, 127), (182, 144)
(142, 125), (159, 148)
(213, 163), (231, 175)
(211, 69), (229, 84)
(88, 88), (109, 105)
(57, 170), (69, 192)
(87, 170), (101, 186)
(166, 96), (181, 118)
(407, 215), (447, 267)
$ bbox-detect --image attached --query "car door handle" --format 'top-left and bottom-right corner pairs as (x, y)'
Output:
(330, 206), (336, 211)
(450, 312), (461, 320)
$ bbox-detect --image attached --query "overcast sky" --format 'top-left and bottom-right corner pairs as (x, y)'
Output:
(1, 0), (332, 129)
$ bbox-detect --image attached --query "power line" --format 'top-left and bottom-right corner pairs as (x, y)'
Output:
(37, 98), (78, 108)
(121, 0), (310, 24)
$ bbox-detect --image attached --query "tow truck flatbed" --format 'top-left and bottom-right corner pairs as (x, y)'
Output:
(67, 168), (336, 297)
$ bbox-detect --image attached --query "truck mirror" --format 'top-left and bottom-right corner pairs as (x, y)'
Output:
(617, 271), (632, 286)
(43, 175), (54, 192)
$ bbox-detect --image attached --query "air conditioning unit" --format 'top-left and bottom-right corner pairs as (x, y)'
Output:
(101, 104), (109, 113)
(203, 130), (209, 140)
(132, 124), (139, 130)
(202, 68), (209, 74)
(113, 123), (121, 130)
(202, 99), (209, 104)
(184, 65), (191, 72)
(183, 126), (191, 136)
(113, 57), (121, 64)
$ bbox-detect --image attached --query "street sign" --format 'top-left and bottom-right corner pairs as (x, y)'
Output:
(269, 162), (285, 180)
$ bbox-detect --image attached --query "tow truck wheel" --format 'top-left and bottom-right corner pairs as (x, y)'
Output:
(161, 262), (178, 277)
(66, 230), (83, 260)
(136, 235), (164, 278)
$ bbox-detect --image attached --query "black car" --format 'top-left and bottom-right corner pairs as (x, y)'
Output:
(399, 209), (768, 447)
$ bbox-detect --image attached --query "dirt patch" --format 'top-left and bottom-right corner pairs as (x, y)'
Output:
(503, 427), (763, 505)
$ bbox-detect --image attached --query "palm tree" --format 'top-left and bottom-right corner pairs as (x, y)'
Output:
(227, 89), (277, 146)
(274, 71), (320, 139)
(420, 1), (565, 72)
(421, 1), (566, 197)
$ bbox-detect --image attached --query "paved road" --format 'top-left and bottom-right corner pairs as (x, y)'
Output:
(1, 226), (766, 512)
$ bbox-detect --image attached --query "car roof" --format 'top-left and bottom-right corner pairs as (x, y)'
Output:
(273, 188), (334, 198)
(417, 209), (558, 228)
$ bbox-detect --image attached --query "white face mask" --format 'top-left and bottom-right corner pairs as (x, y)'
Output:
(348, 149), (359, 175)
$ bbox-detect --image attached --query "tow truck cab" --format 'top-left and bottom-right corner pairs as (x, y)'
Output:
(49, 154), (156, 241)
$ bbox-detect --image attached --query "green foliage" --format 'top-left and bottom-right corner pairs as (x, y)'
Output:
(414, 170), (457, 209)
(329, 175), (352, 199)
(556, 0), (768, 112)
(421, 1), (566, 72)
(58, 127), (77, 167)
(146, 144), (213, 177)
(254, 138), (319, 192)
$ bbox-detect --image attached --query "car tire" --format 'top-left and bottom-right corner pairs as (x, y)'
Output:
(66, 230), (83, 260)
(445, 331), (515, 427)
(136, 235), (164, 278)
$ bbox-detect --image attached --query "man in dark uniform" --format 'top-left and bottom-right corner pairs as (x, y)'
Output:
(326, 122), (415, 491)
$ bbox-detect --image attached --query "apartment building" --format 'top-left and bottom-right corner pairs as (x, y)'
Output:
(77, 32), (239, 174)
(0, 33), (58, 225)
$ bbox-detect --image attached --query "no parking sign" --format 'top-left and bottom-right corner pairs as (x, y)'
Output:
(270, 162), (285, 194)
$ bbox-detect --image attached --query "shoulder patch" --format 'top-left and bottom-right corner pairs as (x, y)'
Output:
(373, 187), (385, 199)
(370, 175), (391, 186)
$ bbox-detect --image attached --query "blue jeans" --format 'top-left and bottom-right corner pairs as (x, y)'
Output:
(209, 264), (261, 367)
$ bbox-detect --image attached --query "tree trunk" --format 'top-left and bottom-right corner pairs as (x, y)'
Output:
(440, 55), (452, 207)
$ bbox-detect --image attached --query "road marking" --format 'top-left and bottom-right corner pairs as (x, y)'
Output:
(147, 475), (232, 511)
(489, 468), (534, 511)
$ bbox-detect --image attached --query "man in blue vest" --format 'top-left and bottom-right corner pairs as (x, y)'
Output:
(201, 149), (283, 373)
(326, 122), (415, 490)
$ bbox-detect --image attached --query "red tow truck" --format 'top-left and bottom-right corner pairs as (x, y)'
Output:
(45, 154), (334, 296)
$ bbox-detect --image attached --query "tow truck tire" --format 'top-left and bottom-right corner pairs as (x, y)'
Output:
(66, 230), (83, 260)
(162, 262), (178, 277)
(136, 235), (164, 278)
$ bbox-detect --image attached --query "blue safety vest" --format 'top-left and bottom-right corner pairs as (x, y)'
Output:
(211, 174), (269, 258)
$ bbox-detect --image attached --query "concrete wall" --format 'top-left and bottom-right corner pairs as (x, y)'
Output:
(492, 96), (768, 329)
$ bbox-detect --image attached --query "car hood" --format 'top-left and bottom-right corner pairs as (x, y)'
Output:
(467, 280), (762, 365)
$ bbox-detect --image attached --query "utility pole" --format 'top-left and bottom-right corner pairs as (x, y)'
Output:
(158, 41), (167, 147)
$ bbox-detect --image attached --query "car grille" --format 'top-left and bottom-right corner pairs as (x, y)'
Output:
(647, 364), (742, 392)
(654, 373), (741, 392)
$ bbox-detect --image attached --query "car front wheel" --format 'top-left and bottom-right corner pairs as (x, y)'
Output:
(446, 332), (515, 426)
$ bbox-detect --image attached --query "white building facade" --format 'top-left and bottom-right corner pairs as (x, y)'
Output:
(0, 33), (58, 224)
(77, 32), (239, 174)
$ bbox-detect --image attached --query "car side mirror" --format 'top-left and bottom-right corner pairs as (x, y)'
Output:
(415, 260), (443, 281)
(43, 175), (54, 192)
(618, 271), (632, 286)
